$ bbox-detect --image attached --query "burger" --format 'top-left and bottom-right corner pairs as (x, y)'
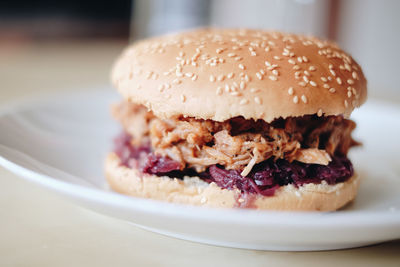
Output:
(107, 28), (367, 211)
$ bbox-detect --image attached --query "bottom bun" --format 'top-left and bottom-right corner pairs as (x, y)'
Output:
(105, 153), (360, 211)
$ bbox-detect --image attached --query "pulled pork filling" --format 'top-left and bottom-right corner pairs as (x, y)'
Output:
(112, 101), (358, 196)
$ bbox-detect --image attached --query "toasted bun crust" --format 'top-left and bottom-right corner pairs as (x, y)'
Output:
(111, 28), (367, 122)
(105, 153), (360, 211)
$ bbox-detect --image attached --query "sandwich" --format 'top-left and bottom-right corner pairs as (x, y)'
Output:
(106, 28), (367, 211)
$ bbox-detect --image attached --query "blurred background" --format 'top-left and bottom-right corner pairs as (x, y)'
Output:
(1, 0), (399, 102)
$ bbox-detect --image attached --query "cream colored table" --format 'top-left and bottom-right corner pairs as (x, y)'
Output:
(0, 41), (399, 267)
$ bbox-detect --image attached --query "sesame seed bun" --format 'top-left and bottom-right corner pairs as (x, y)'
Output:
(105, 153), (360, 211)
(111, 28), (367, 122)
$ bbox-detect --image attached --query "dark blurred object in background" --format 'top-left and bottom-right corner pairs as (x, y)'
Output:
(0, 0), (131, 41)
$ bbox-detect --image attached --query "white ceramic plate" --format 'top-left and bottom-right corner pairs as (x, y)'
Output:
(0, 89), (399, 251)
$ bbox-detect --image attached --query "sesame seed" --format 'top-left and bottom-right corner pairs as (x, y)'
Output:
(181, 94), (186, 102)
(344, 100), (349, 108)
(288, 59), (296, 64)
(272, 69), (279, 76)
(321, 77), (327, 82)
(304, 70), (310, 76)
(230, 91), (241, 96)
(297, 56), (303, 63)
(209, 75), (216, 82)
(216, 48), (223, 54)
(336, 77), (342, 85)
(310, 81), (317, 87)
(347, 91), (352, 98)
(240, 81), (246, 90)
(225, 84), (230, 92)
(293, 96), (299, 104)
(293, 65), (300, 70)
(309, 66), (316, 71)
(251, 51), (257, 56)
(145, 71), (153, 79)
(235, 56), (243, 61)
(256, 72), (263, 80)
(238, 64), (245, 70)
(227, 53), (236, 57)
(330, 69), (336, 76)
(299, 81), (306, 87)
(273, 56), (281, 60)
(303, 76), (309, 83)
(329, 88), (336, 93)
(185, 72), (193, 78)
(163, 71), (170, 76)
(238, 198), (245, 203)
(301, 95), (308, 103)
(254, 96), (262, 104)
(216, 86), (223, 95)
(173, 79), (182, 84)
(239, 99), (249, 105)
(323, 84), (330, 89)
(158, 84), (165, 91)
(268, 75), (277, 81)
(265, 61), (271, 66)
(265, 46), (271, 52)
(288, 87), (294, 95)
(227, 72), (234, 79)
(329, 64), (334, 69)
(317, 109), (323, 117)
(192, 74), (198, 81)
(347, 79), (354, 85)
(302, 56), (308, 62)
(352, 71), (358, 80)
(217, 74), (225, 81)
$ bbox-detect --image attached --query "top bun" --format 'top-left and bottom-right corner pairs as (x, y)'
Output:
(111, 28), (367, 122)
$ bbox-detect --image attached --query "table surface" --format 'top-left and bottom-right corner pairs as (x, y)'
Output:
(0, 40), (399, 267)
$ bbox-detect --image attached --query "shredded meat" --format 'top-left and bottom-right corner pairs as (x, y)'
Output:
(112, 101), (358, 175)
